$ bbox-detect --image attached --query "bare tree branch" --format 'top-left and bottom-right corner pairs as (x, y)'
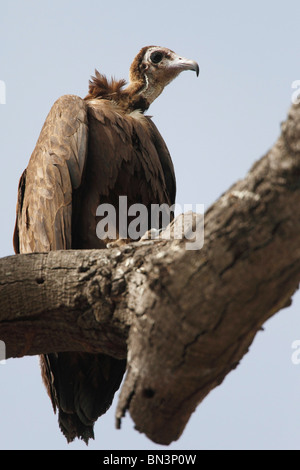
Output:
(1, 103), (300, 445)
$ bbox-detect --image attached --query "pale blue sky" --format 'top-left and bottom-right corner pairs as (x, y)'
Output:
(1, 0), (300, 450)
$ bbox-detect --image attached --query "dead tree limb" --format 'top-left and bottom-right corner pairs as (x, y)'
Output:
(1, 103), (300, 445)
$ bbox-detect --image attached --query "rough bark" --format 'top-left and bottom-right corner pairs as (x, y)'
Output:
(1, 103), (300, 445)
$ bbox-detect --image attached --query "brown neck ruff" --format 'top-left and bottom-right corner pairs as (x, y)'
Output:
(84, 70), (149, 113)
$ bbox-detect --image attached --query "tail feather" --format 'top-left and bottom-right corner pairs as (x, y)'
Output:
(40, 352), (126, 443)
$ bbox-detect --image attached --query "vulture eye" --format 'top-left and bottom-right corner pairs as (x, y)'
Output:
(150, 51), (163, 64)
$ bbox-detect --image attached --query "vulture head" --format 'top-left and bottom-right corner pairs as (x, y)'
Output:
(128, 46), (199, 107)
(85, 46), (199, 112)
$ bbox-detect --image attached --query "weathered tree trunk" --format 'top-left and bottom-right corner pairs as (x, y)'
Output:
(1, 103), (300, 445)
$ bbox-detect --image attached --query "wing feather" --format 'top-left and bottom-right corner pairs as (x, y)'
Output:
(70, 100), (176, 249)
(14, 94), (88, 253)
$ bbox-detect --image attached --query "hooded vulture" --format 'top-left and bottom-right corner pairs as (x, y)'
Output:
(13, 46), (199, 443)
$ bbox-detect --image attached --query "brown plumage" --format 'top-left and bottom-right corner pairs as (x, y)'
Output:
(86, 70), (126, 101)
(13, 46), (199, 443)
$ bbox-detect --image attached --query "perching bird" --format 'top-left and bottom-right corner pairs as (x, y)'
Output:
(13, 46), (199, 443)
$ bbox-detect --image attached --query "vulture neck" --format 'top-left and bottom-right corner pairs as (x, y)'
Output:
(85, 67), (165, 114)
(123, 74), (164, 113)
